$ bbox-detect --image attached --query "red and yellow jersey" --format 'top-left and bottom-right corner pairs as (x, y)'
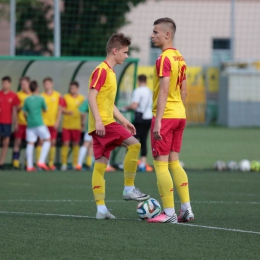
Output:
(17, 90), (31, 125)
(62, 93), (84, 130)
(153, 48), (186, 118)
(41, 90), (62, 127)
(88, 61), (117, 133)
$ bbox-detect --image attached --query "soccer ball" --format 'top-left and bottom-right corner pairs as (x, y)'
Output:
(238, 159), (251, 172)
(136, 198), (161, 219)
(214, 160), (226, 171)
(250, 160), (260, 172)
(227, 161), (238, 171)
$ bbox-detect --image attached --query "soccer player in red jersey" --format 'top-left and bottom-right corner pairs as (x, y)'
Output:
(0, 76), (19, 169)
(147, 18), (194, 224)
(88, 33), (150, 219)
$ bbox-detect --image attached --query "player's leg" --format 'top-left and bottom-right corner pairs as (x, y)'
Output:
(147, 118), (177, 224)
(12, 125), (26, 168)
(25, 127), (37, 171)
(37, 126), (51, 171)
(86, 140), (93, 168)
(61, 129), (70, 170)
(72, 130), (81, 169)
(0, 124), (12, 169)
(48, 127), (57, 170)
(76, 132), (91, 170)
(168, 119), (194, 222)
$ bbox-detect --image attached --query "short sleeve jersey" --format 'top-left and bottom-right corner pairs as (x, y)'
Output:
(17, 91), (31, 125)
(88, 61), (117, 133)
(79, 99), (89, 131)
(0, 90), (19, 124)
(153, 48), (187, 118)
(62, 93), (85, 130)
(23, 95), (46, 128)
(41, 90), (62, 126)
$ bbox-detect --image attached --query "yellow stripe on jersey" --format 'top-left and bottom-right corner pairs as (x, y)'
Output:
(62, 93), (85, 130)
(41, 90), (61, 127)
(153, 48), (186, 119)
(17, 91), (31, 125)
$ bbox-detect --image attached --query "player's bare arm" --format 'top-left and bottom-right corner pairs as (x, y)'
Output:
(121, 102), (138, 111)
(180, 79), (187, 105)
(113, 105), (136, 135)
(80, 112), (86, 130)
(54, 105), (63, 129)
(88, 88), (105, 136)
(154, 76), (170, 140)
(13, 106), (18, 132)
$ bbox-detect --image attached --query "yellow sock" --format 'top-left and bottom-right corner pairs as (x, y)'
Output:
(36, 146), (42, 162)
(13, 159), (20, 168)
(169, 160), (190, 203)
(72, 145), (79, 168)
(153, 160), (174, 209)
(49, 146), (56, 167)
(123, 143), (141, 186)
(86, 155), (92, 167)
(92, 162), (107, 204)
(61, 145), (69, 165)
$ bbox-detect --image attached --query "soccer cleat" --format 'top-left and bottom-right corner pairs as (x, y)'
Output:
(147, 212), (178, 224)
(178, 208), (194, 222)
(37, 162), (49, 171)
(48, 165), (57, 171)
(123, 188), (150, 201)
(96, 210), (116, 220)
(146, 164), (153, 172)
(138, 165), (146, 172)
(75, 165), (82, 171)
(26, 167), (37, 172)
(61, 164), (67, 171)
(106, 165), (116, 172)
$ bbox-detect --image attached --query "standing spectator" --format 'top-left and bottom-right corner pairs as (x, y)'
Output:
(121, 74), (153, 172)
(0, 76), (19, 169)
(13, 76), (31, 169)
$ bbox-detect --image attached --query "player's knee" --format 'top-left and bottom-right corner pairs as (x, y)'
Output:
(127, 143), (141, 153)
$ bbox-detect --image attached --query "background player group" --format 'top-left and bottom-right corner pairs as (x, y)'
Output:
(0, 16), (194, 223)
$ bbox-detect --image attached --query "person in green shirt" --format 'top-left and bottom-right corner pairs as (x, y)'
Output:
(23, 81), (51, 171)
(75, 99), (93, 170)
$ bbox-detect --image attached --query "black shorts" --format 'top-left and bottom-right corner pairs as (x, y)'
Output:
(0, 124), (12, 138)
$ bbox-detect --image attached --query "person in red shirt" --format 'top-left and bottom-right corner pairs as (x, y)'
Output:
(0, 76), (19, 169)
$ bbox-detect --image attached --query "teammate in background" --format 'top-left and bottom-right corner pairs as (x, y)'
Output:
(61, 81), (84, 170)
(13, 76), (31, 169)
(23, 81), (51, 171)
(0, 76), (19, 169)
(37, 78), (63, 170)
(75, 99), (93, 171)
(121, 74), (153, 172)
(88, 33), (150, 220)
(147, 18), (194, 224)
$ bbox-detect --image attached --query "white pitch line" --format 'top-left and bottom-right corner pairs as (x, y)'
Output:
(0, 210), (259, 235)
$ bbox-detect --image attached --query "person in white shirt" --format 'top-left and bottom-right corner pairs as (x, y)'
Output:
(121, 74), (153, 171)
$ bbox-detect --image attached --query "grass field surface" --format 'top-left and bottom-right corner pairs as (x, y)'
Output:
(0, 170), (260, 260)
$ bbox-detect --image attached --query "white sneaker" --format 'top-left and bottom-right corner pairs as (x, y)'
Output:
(123, 188), (150, 201)
(96, 210), (116, 220)
(61, 164), (67, 171)
(178, 208), (194, 222)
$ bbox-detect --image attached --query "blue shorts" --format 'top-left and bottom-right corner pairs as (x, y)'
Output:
(0, 124), (12, 138)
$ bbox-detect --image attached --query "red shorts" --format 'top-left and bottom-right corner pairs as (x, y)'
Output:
(91, 122), (132, 160)
(14, 124), (26, 139)
(62, 129), (81, 143)
(48, 126), (58, 140)
(151, 117), (186, 157)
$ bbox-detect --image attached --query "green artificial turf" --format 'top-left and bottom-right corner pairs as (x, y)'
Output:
(0, 170), (259, 260)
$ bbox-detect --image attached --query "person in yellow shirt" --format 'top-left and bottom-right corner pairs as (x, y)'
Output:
(13, 76), (31, 169)
(61, 81), (84, 170)
(36, 77), (63, 170)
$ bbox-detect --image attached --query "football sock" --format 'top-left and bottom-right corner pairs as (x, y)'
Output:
(72, 145), (79, 167)
(78, 146), (87, 166)
(92, 162), (106, 204)
(26, 144), (34, 168)
(124, 186), (135, 193)
(169, 160), (190, 205)
(12, 151), (20, 168)
(86, 155), (92, 168)
(61, 145), (69, 166)
(38, 141), (51, 164)
(164, 207), (175, 217)
(49, 146), (56, 167)
(97, 205), (108, 213)
(181, 202), (191, 212)
(123, 143), (141, 186)
(153, 160), (174, 209)
(36, 146), (42, 162)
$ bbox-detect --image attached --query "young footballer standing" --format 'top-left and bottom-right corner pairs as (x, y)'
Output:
(88, 33), (150, 220)
(148, 18), (194, 224)
(23, 81), (51, 171)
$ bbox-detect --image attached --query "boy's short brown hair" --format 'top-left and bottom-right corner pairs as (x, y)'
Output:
(106, 33), (131, 54)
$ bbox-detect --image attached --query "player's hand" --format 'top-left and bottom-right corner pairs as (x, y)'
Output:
(123, 121), (136, 135)
(95, 121), (105, 137)
(14, 123), (19, 132)
(81, 123), (85, 131)
(120, 107), (127, 112)
(67, 110), (73, 115)
(153, 120), (162, 140)
(54, 122), (59, 130)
